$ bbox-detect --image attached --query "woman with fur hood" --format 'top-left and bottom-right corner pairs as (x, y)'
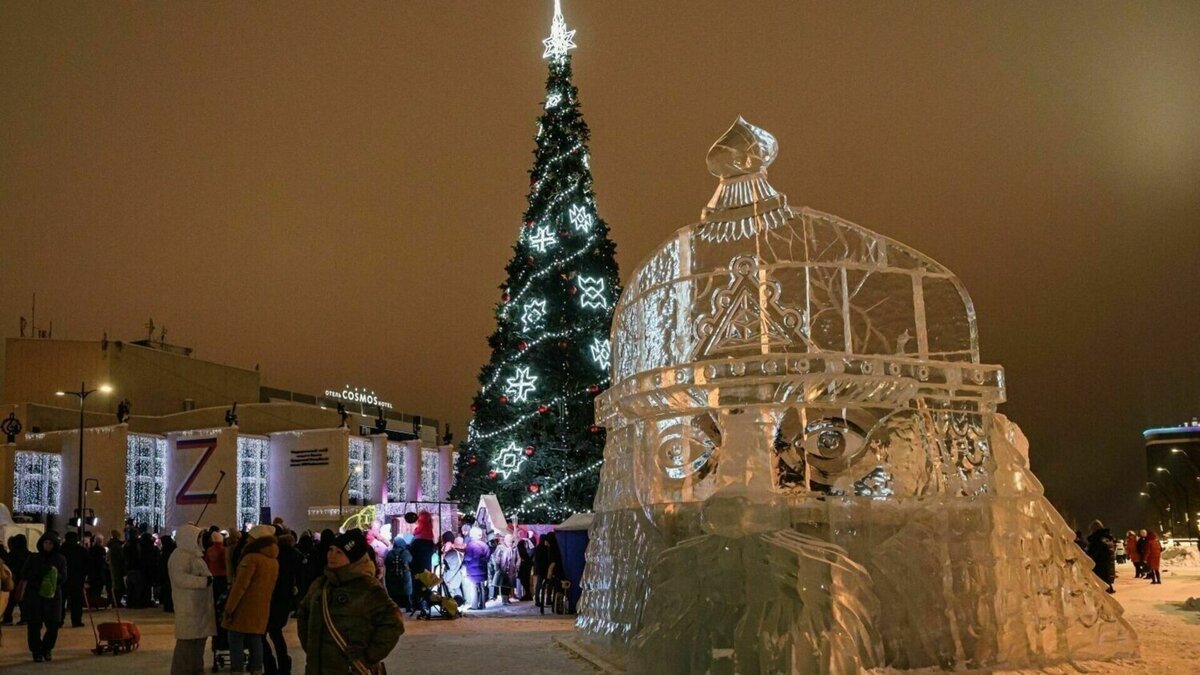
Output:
(222, 524), (279, 674)
(169, 524), (215, 675)
(297, 529), (403, 675)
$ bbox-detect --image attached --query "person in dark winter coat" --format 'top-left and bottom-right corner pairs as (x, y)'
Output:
(2, 534), (29, 623)
(1085, 520), (1117, 593)
(408, 513), (437, 611)
(60, 532), (89, 627)
(21, 532), (67, 662)
(87, 535), (112, 608)
(516, 529), (535, 601)
(160, 535), (177, 613)
(264, 531), (302, 675)
(296, 529), (404, 675)
(384, 536), (413, 610)
(295, 533), (316, 603)
(533, 532), (563, 612)
(107, 533), (126, 608)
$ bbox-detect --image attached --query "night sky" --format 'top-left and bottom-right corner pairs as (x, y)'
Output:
(2, 2), (1198, 528)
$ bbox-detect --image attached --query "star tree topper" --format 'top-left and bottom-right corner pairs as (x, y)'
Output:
(542, 0), (577, 60)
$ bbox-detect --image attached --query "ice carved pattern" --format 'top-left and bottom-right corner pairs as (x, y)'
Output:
(692, 254), (808, 358)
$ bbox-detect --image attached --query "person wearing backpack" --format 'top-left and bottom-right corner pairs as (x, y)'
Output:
(19, 532), (67, 662)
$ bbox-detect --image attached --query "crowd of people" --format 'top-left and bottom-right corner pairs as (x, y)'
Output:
(1076, 520), (1165, 593)
(0, 513), (568, 673)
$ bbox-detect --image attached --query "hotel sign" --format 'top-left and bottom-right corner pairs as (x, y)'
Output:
(325, 386), (393, 410)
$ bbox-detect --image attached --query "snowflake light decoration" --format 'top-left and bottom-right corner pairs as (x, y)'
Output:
(569, 203), (594, 233)
(504, 366), (539, 403)
(545, 93), (562, 110)
(589, 336), (611, 369)
(542, 0), (577, 60)
(578, 276), (608, 310)
(521, 299), (547, 332)
(529, 225), (557, 253)
(493, 441), (528, 480)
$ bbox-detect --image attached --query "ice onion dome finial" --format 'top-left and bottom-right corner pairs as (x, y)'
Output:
(706, 117), (779, 179)
(699, 118), (788, 238)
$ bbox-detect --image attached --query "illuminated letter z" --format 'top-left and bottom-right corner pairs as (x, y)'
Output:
(176, 437), (219, 505)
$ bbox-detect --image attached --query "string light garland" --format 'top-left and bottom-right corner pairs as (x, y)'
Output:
(13, 451), (61, 515)
(511, 459), (603, 518)
(126, 433), (166, 530)
(237, 436), (270, 529)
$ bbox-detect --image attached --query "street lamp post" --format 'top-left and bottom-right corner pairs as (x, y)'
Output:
(56, 382), (111, 541)
(1140, 490), (1170, 532)
(82, 478), (102, 534)
(1144, 482), (1176, 533)
(1170, 447), (1200, 477)
(1156, 467), (1193, 542)
(338, 464), (363, 526)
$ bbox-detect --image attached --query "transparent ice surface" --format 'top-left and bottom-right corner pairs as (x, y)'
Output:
(576, 119), (1137, 672)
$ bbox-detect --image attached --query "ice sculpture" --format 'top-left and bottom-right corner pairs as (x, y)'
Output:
(576, 118), (1137, 673)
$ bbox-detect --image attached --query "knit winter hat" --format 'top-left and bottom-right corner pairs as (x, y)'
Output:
(333, 529), (369, 562)
(211, 532), (225, 545)
(248, 524), (275, 540)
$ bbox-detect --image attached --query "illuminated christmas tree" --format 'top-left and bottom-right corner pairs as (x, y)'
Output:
(451, 0), (619, 522)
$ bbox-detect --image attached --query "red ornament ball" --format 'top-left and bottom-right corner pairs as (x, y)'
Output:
(588, 384), (601, 394)
(499, 395), (509, 404)
(524, 445), (535, 457)
(501, 292), (510, 303)
(526, 256), (535, 265)
(569, 286), (578, 296)
(529, 483), (540, 494)
(470, 403), (477, 413)
(558, 229), (569, 237)
(537, 404), (549, 415)
(558, 340), (568, 349)
(517, 340), (529, 351)
(589, 425), (600, 434)
(468, 455), (478, 465)
(525, 219), (534, 228)
(488, 470), (498, 480)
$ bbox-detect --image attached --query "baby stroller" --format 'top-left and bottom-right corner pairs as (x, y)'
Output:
(413, 571), (459, 619)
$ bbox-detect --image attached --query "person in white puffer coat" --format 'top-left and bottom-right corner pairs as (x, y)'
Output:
(169, 524), (215, 675)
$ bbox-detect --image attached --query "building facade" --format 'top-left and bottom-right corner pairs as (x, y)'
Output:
(1143, 419), (1200, 537)
(0, 337), (453, 534)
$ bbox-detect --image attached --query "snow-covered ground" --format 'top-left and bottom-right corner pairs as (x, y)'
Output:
(1, 563), (1197, 674)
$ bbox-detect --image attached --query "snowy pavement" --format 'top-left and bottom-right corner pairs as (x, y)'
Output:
(1, 565), (1198, 674)
(0, 599), (596, 674)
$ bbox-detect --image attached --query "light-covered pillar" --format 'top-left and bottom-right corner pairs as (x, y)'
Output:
(370, 435), (388, 504)
(437, 444), (454, 501)
(403, 440), (422, 502)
